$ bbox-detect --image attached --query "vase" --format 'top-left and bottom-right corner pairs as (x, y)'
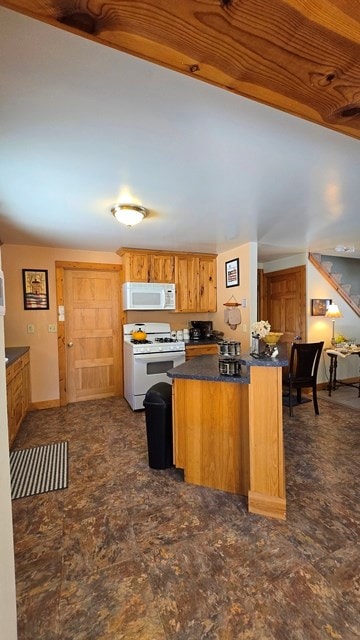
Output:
(251, 335), (261, 355)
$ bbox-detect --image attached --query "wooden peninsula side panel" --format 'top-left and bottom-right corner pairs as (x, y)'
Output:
(169, 353), (287, 520)
(172, 378), (249, 496)
(248, 366), (286, 520)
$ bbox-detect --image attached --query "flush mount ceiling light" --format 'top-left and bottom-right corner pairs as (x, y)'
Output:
(111, 204), (148, 227)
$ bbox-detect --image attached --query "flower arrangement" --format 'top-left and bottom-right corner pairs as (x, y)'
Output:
(251, 320), (271, 338)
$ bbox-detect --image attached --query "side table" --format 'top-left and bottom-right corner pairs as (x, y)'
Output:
(326, 348), (360, 397)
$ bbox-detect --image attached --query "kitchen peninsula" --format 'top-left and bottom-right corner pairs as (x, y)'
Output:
(168, 351), (288, 520)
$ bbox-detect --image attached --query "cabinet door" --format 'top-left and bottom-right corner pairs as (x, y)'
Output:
(22, 362), (30, 416)
(175, 255), (198, 312)
(150, 254), (175, 283)
(123, 252), (150, 282)
(6, 378), (16, 446)
(6, 354), (31, 447)
(12, 372), (23, 440)
(185, 344), (219, 360)
(198, 257), (217, 312)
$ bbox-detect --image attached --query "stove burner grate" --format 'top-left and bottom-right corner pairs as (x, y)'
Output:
(131, 339), (153, 344)
(155, 337), (177, 343)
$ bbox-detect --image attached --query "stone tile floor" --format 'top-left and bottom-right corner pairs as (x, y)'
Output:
(11, 395), (360, 639)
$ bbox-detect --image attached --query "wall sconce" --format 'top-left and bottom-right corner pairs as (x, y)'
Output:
(111, 204), (148, 227)
(325, 303), (342, 344)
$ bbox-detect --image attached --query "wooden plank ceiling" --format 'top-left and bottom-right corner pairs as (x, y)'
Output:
(2, 0), (360, 139)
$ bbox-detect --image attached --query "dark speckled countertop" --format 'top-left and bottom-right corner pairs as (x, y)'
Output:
(5, 346), (29, 367)
(168, 355), (249, 384)
(168, 348), (288, 383)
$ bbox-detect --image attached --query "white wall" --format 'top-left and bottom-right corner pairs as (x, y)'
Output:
(307, 261), (360, 384)
(0, 250), (18, 639)
(261, 252), (307, 273)
(262, 253), (359, 384)
(215, 242), (258, 351)
(2, 244), (121, 404)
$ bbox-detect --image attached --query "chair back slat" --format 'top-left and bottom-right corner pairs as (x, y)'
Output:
(287, 341), (324, 416)
(290, 342), (324, 381)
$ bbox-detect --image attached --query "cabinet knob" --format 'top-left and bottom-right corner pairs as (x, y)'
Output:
(67, 341), (74, 348)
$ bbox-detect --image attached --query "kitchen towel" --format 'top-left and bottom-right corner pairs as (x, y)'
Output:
(224, 306), (241, 330)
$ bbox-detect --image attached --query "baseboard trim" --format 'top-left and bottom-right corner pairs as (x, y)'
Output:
(248, 491), (286, 521)
(29, 399), (61, 411)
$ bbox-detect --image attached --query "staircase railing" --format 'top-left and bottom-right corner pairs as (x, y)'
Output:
(309, 253), (360, 319)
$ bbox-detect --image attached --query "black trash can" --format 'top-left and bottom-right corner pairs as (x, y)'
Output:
(143, 382), (173, 469)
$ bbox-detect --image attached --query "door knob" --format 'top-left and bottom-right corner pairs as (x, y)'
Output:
(67, 341), (74, 347)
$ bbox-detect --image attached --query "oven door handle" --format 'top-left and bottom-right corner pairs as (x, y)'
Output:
(133, 352), (182, 361)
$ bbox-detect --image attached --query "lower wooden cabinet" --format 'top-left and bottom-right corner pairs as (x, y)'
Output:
(185, 343), (219, 360)
(6, 350), (30, 447)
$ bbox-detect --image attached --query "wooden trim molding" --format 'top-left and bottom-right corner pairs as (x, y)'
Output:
(29, 399), (60, 411)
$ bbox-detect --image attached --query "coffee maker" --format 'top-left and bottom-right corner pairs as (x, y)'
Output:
(189, 320), (213, 340)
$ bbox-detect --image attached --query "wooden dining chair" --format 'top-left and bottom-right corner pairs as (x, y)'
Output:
(286, 341), (324, 416)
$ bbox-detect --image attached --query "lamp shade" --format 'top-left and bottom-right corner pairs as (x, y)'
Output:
(325, 303), (342, 318)
(325, 303), (342, 343)
(111, 204), (148, 226)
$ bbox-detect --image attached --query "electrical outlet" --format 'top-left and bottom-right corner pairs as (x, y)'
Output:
(48, 324), (57, 333)
(242, 298), (247, 308)
(27, 324), (35, 334)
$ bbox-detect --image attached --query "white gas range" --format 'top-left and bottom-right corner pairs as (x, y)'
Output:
(123, 322), (186, 410)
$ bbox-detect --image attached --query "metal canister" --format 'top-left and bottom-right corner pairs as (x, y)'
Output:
(219, 340), (241, 357)
(228, 341), (241, 356)
(218, 341), (229, 356)
(218, 357), (241, 376)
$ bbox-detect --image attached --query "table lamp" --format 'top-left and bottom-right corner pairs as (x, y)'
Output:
(325, 303), (342, 344)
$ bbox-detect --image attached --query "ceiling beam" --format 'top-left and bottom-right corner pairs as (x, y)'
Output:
(2, 0), (360, 139)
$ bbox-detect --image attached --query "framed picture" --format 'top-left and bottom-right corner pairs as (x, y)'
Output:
(22, 269), (49, 310)
(225, 258), (240, 288)
(311, 298), (332, 316)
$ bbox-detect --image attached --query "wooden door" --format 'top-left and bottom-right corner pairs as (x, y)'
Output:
(263, 266), (306, 361)
(64, 269), (121, 403)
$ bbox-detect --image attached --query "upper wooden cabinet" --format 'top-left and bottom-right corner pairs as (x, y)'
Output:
(198, 255), (217, 313)
(175, 253), (217, 313)
(151, 254), (175, 283)
(120, 249), (175, 283)
(175, 255), (198, 312)
(119, 248), (217, 312)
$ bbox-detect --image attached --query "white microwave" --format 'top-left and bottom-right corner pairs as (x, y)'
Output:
(122, 282), (176, 310)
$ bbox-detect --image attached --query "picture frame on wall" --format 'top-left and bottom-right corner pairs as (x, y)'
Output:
(311, 298), (332, 316)
(22, 269), (49, 310)
(225, 258), (240, 288)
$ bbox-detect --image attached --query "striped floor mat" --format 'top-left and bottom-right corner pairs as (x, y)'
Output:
(10, 442), (68, 500)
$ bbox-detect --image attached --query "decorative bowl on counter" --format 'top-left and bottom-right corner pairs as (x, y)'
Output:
(262, 332), (283, 345)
